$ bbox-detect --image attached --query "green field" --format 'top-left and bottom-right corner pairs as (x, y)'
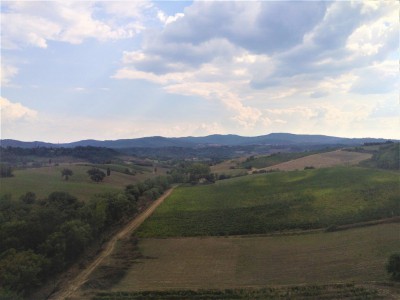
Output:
(137, 167), (399, 237)
(0, 164), (137, 201)
(112, 224), (400, 292)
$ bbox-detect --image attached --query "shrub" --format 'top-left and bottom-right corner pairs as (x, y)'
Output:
(386, 253), (400, 280)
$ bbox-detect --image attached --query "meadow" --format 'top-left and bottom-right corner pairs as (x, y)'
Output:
(137, 167), (399, 237)
(112, 224), (399, 292)
(0, 164), (149, 201)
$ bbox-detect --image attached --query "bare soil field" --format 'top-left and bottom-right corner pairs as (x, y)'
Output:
(260, 150), (372, 172)
(112, 223), (399, 292)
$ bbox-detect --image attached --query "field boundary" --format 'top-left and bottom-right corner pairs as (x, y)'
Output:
(48, 186), (176, 300)
(138, 216), (400, 240)
(327, 216), (400, 232)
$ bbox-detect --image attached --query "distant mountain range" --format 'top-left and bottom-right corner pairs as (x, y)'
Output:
(0, 133), (394, 149)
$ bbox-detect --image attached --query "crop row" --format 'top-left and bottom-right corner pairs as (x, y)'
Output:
(93, 283), (381, 299)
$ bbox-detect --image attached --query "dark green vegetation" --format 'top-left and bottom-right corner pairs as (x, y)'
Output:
(0, 146), (118, 165)
(137, 167), (399, 237)
(87, 168), (107, 182)
(0, 163), (14, 177)
(0, 175), (172, 297)
(61, 168), (73, 181)
(359, 142), (399, 170)
(387, 253), (400, 281)
(93, 284), (382, 299)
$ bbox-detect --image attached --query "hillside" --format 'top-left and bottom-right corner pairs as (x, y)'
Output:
(137, 167), (399, 237)
(0, 133), (392, 149)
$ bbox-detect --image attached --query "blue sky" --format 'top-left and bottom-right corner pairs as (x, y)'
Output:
(1, 0), (398, 142)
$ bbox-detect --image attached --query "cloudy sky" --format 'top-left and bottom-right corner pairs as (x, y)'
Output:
(1, 0), (398, 142)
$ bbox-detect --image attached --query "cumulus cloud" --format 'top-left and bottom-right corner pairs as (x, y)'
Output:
(0, 97), (37, 123)
(157, 11), (184, 25)
(115, 1), (398, 119)
(1, 1), (152, 49)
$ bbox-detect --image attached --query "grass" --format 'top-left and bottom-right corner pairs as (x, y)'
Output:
(0, 164), (136, 201)
(112, 224), (400, 292)
(137, 167), (399, 237)
(211, 158), (248, 176)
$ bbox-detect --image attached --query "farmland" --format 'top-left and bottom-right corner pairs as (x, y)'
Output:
(137, 167), (399, 237)
(112, 224), (399, 292)
(260, 150), (372, 172)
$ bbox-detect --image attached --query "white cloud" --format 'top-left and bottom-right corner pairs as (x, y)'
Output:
(157, 11), (184, 25)
(1, 1), (152, 49)
(0, 97), (37, 123)
(1, 64), (19, 86)
(102, 1), (153, 19)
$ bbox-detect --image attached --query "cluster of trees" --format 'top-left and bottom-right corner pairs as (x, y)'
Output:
(361, 143), (399, 170)
(166, 162), (215, 184)
(0, 146), (118, 165)
(0, 174), (172, 297)
(87, 168), (106, 182)
(0, 163), (13, 177)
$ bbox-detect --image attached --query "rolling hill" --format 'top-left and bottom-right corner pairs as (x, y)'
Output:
(0, 133), (392, 149)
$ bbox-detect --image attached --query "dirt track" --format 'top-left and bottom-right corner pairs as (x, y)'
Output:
(48, 187), (175, 300)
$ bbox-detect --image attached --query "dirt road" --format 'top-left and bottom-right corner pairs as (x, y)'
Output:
(48, 187), (175, 300)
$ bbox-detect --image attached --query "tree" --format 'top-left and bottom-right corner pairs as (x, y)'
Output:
(61, 168), (73, 181)
(0, 249), (48, 294)
(188, 163), (211, 184)
(0, 163), (13, 178)
(20, 192), (36, 204)
(387, 253), (400, 280)
(87, 168), (106, 182)
(60, 220), (91, 262)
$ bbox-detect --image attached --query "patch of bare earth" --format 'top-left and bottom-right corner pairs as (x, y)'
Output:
(259, 150), (371, 172)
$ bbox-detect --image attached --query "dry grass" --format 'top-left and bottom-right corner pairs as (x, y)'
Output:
(112, 223), (399, 292)
(211, 157), (247, 176)
(261, 150), (372, 172)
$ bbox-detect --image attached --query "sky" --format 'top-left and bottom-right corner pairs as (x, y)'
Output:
(1, 0), (399, 143)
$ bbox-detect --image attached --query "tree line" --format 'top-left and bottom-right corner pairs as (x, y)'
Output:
(0, 175), (173, 298)
(0, 146), (118, 165)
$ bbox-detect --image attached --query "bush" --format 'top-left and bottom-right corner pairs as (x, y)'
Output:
(0, 163), (13, 177)
(386, 253), (400, 280)
(87, 168), (106, 182)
